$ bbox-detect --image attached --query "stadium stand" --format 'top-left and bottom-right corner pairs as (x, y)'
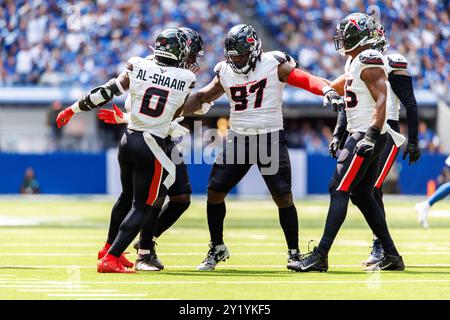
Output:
(1, 0), (448, 95)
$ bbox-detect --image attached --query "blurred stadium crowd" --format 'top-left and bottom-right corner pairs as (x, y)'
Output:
(1, 0), (448, 94)
(250, 0), (449, 99)
(0, 0), (447, 155)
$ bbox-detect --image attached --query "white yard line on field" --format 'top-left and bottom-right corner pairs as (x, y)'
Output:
(18, 289), (117, 293)
(47, 293), (148, 297)
(215, 279), (450, 285)
(4, 279), (450, 287)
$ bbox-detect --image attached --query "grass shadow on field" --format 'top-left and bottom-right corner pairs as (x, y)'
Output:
(160, 270), (294, 278)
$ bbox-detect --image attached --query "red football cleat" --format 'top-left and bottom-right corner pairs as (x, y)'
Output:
(97, 254), (136, 273)
(98, 243), (134, 268)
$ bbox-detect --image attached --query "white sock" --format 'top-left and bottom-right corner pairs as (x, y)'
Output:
(138, 249), (150, 255)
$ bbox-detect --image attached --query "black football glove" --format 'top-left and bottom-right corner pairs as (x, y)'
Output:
(354, 126), (380, 158)
(402, 138), (421, 165)
(329, 137), (340, 159)
(355, 137), (375, 158)
(322, 86), (345, 112)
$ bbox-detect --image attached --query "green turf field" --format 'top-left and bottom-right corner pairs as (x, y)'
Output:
(1, 196), (450, 300)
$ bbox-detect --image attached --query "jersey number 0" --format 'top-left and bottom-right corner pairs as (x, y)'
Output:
(139, 87), (169, 117)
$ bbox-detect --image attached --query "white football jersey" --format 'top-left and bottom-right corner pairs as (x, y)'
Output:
(125, 56), (195, 138)
(385, 53), (408, 121)
(215, 51), (293, 134)
(344, 49), (389, 134)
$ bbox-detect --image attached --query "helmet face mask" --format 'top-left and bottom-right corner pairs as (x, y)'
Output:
(333, 13), (378, 56)
(224, 24), (262, 74)
(179, 27), (204, 73)
(154, 28), (191, 67)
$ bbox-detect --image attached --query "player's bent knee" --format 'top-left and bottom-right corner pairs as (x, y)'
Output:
(118, 192), (133, 203)
(272, 192), (293, 208)
(152, 196), (165, 209)
(350, 193), (361, 207)
(169, 193), (191, 203)
(207, 189), (227, 204)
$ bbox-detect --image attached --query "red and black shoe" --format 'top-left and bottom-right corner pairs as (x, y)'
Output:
(97, 254), (136, 273)
(98, 243), (134, 268)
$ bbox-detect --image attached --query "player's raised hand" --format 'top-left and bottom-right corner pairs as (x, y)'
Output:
(322, 86), (345, 112)
(97, 104), (127, 124)
(168, 117), (190, 139)
(328, 137), (340, 159)
(56, 107), (75, 128)
(402, 139), (421, 165)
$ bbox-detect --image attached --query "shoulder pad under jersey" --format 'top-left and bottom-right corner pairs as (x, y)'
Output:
(387, 53), (408, 70)
(359, 49), (384, 65)
(214, 61), (226, 77)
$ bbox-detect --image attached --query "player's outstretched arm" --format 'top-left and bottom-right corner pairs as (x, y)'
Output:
(56, 72), (130, 128)
(355, 67), (388, 157)
(181, 76), (225, 115)
(389, 69), (421, 164)
(330, 74), (346, 96)
(278, 63), (345, 111)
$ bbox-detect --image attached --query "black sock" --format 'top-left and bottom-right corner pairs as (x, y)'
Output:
(278, 205), (299, 250)
(318, 190), (350, 256)
(154, 201), (190, 238)
(138, 207), (161, 250)
(109, 201), (151, 257)
(107, 192), (133, 244)
(355, 193), (399, 256)
(207, 202), (226, 244)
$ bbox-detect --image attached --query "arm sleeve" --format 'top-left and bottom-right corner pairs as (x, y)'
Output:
(333, 110), (347, 139)
(388, 73), (419, 140)
(286, 68), (328, 95)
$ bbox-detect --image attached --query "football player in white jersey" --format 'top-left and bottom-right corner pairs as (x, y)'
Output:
(56, 28), (196, 273)
(180, 24), (345, 271)
(96, 28), (209, 271)
(328, 24), (421, 266)
(288, 13), (405, 272)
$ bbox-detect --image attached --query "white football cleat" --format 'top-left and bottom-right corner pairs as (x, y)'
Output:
(197, 242), (230, 271)
(415, 201), (430, 229)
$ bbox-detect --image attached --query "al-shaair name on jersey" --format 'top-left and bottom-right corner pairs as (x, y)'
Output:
(125, 56), (195, 138)
(344, 49), (389, 134)
(384, 53), (408, 121)
(215, 51), (295, 135)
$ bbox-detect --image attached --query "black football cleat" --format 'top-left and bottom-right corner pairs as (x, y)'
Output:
(134, 241), (164, 271)
(135, 254), (162, 271)
(287, 247), (328, 272)
(364, 253), (405, 271)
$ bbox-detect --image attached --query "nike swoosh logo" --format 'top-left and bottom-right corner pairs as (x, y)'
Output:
(380, 262), (392, 270)
(301, 262), (317, 270)
(214, 251), (226, 262)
